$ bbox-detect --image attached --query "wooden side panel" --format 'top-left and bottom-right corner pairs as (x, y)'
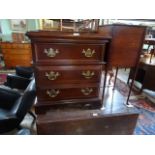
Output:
(99, 25), (146, 67)
(37, 110), (139, 135)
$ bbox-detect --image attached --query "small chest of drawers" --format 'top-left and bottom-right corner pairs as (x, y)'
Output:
(27, 31), (110, 114)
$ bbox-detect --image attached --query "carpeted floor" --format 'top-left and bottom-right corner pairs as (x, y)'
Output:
(134, 108), (155, 135)
(0, 69), (15, 84)
(115, 78), (155, 135)
(0, 74), (7, 85)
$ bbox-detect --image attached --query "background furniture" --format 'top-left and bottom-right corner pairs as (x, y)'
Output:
(144, 38), (155, 63)
(98, 24), (146, 105)
(59, 19), (99, 32)
(0, 79), (36, 134)
(128, 62), (155, 92)
(0, 42), (32, 68)
(12, 32), (25, 43)
(41, 19), (99, 32)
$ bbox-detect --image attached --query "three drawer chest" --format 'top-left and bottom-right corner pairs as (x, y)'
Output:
(26, 31), (111, 133)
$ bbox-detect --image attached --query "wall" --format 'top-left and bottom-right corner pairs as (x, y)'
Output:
(0, 19), (40, 41)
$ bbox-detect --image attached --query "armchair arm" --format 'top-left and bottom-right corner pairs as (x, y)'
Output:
(4, 74), (31, 90)
(0, 86), (21, 109)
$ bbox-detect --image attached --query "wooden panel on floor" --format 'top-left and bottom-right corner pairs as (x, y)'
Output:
(37, 108), (139, 135)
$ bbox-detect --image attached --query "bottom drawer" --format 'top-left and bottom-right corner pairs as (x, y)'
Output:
(35, 98), (102, 114)
(37, 86), (99, 102)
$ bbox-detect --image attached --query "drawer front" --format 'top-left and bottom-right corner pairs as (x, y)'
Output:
(37, 86), (99, 102)
(34, 43), (105, 62)
(35, 65), (102, 85)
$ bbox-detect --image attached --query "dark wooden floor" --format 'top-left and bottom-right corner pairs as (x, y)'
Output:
(103, 86), (138, 114)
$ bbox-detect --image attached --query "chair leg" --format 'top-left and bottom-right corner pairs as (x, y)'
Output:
(113, 67), (118, 90)
(101, 66), (108, 108)
(127, 69), (131, 85)
(127, 77), (130, 85)
(147, 45), (151, 54)
(28, 110), (36, 120)
(108, 69), (114, 85)
(126, 66), (139, 106)
(150, 51), (154, 63)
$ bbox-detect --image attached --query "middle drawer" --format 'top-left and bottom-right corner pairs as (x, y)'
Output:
(35, 65), (102, 86)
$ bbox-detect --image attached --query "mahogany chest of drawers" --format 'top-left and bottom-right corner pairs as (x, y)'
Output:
(26, 31), (110, 114)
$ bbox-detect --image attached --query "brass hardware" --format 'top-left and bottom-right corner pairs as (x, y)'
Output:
(81, 88), (93, 95)
(44, 48), (59, 57)
(46, 89), (60, 98)
(82, 70), (95, 79)
(82, 48), (95, 57)
(45, 71), (60, 80)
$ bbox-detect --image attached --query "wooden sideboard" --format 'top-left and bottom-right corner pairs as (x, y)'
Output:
(0, 42), (32, 68)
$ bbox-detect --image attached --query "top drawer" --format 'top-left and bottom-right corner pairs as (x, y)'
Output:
(33, 43), (106, 65)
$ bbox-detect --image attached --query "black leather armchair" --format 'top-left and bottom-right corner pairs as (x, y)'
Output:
(4, 66), (34, 90)
(0, 79), (36, 134)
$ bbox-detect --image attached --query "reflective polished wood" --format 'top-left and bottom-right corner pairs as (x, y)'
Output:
(26, 31), (110, 113)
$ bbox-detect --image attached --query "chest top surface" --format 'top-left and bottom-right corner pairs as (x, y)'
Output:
(26, 31), (111, 43)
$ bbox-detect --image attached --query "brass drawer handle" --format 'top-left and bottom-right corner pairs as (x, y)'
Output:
(45, 71), (60, 80)
(81, 88), (93, 95)
(44, 48), (59, 57)
(46, 89), (60, 98)
(82, 48), (95, 57)
(82, 70), (95, 79)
